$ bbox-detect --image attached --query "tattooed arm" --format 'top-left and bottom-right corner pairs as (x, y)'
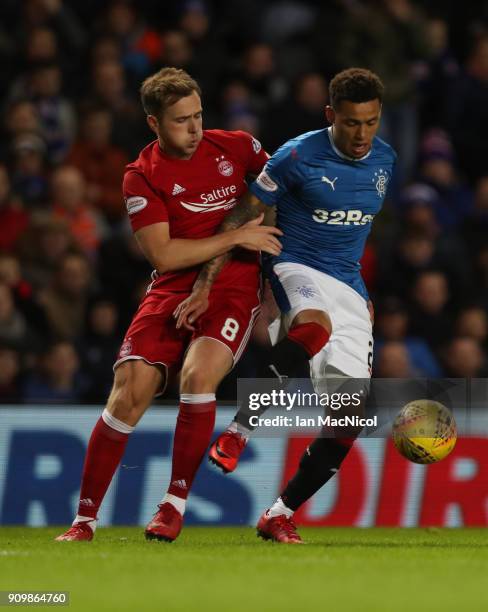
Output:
(193, 192), (269, 288)
(173, 192), (280, 330)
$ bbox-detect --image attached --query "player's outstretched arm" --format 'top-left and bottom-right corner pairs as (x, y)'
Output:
(173, 192), (276, 330)
(135, 201), (280, 276)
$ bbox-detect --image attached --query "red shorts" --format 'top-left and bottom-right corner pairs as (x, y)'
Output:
(114, 284), (261, 382)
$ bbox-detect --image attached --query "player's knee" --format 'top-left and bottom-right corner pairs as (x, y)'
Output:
(288, 316), (331, 358)
(107, 387), (133, 423)
(109, 388), (149, 425)
(180, 363), (213, 394)
(292, 309), (332, 333)
(108, 368), (150, 424)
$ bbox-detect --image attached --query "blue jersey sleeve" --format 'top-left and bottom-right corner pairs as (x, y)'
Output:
(249, 140), (301, 207)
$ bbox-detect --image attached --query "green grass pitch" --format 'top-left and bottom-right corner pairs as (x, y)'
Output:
(0, 527), (486, 612)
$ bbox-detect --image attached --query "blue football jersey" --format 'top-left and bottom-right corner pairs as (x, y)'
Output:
(249, 127), (396, 300)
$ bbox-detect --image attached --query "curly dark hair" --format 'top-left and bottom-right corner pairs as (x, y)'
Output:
(329, 68), (384, 110)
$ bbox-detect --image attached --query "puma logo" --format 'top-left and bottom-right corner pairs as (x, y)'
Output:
(321, 175), (338, 190)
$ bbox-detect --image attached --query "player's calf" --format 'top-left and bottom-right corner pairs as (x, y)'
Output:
(281, 437), (355, 510)
(145, 393), (217, 542)
(56, 362), (162, 542)
(255, 436), (357, 545)
(209, 316), (331, 473)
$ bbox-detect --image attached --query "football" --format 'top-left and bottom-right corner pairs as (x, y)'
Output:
(392, 399), (457, 464)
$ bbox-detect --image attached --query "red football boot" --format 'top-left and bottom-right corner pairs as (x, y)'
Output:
(145, 503), (183, 542)
(208, 431), (246, 473)
(55, 522), (94, 542)
(256, 511), (303, 544)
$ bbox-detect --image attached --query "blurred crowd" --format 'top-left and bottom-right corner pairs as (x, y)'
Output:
(0, 0), (488, 403)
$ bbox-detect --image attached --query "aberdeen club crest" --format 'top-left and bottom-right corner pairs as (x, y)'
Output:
(216, 155), (234, 176)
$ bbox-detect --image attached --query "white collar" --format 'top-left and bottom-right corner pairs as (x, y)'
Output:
(327, 126), (372, 161)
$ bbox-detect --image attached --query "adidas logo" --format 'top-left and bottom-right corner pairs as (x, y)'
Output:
(79, 498), (95, 507)
(172, 183), (186, 195)
(171, 479), (187, 489)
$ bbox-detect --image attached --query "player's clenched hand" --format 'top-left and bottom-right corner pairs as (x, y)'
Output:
(173, 288), (210, 331)
(235, 214), (283, 255)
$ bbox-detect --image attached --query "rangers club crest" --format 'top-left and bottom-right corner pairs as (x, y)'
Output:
(216, 155), (234, 176)
(296, 285), (317, 299)
(372, 169), (388, 197)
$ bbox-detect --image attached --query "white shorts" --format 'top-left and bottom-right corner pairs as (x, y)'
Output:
(267, 262), (373, 380)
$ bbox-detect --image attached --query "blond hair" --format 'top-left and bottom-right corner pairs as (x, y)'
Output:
(140, 67), (201, 119)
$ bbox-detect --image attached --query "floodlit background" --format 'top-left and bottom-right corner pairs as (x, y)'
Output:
(0, 1), (487, 403)
(0, 13), (487, 612)
(0, 1), (487, 529)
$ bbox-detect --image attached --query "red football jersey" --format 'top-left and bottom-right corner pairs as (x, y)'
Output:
(123, 129), (268, 292)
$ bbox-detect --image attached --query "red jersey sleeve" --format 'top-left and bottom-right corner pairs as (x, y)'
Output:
(123, 169), (168, 232)
(232, 131), (269, 175)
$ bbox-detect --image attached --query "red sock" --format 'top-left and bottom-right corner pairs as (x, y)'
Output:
(77, 413), (132, 519)
(287, 321), (330, 357)
(167, 394), (216, 500)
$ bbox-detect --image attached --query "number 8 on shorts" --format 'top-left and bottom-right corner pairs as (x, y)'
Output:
(221, 318), (239, 341)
